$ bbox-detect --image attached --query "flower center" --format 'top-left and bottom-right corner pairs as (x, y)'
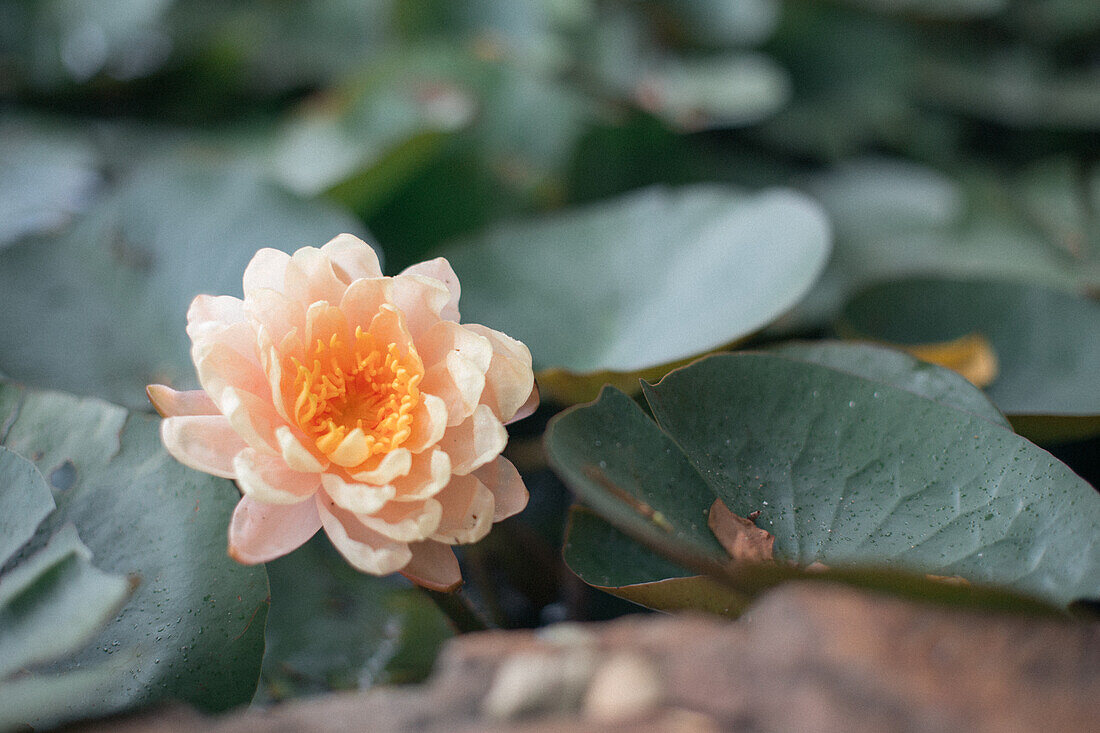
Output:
(291, 326), (422, 460)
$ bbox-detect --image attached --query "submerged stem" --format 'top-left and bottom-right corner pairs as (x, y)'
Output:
(424, 588), (491, 634)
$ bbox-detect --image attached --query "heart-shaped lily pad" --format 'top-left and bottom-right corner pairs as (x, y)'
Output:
(547, 352), (1100, 613)
(443, 185), (831, 400)
(0, 380), (269, 718)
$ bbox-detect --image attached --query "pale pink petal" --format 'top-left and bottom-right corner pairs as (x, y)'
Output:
(146, 385), (218, 418)
(507, 383), (540, 426)
(284, 246), (348, 306)
(430, 473), (495, 545)
(245, 288), (304, 344)
(257, 332), (293, 423)
(328, 428), (370, 468)
(304, 301), (351, 349)
(193, 334), (267, 410)
(417, 321), (492, 373)
(403, 394), (447, 453)
(276, 425), (327, 472)
(350, 448), (412, 484)
(317, 496), (412, 575)
(439, 405), (507, 475)
(320, 233), (384, 282)
(367, 304), (418, 357)
(421, 352), (487, 427)
(320, 472), (396, 515)
(221, 387), (282, 454)
(161, 416), (247, 478)
(390, 273), (451, 339)
(391, 449), (451, 501)
(358, 498), (443, 542)
(339, 277), (393, 332)
(473, 456), (528, 521)
(399, 257), (461, 322)
(233, 448), (320, 505)
(400, 541), (462, 592)
(242, 248), (290, 297)
(186, 294), (247, 343)
(464, 324), (536, 424)
(228, 495), (321, 564)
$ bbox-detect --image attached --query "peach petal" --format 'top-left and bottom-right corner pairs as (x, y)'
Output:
(421, 351), (487, 427)
(242, 248), (290, 297)
(465, 324), (536, 423)
(146, 385), (218, 418)
(350, 448), (412, 485)
(399, 541), (462, 592)
(245, 288), (304, 344)
(276, 426), (327, 472)
(339, 277), (393, 331)
(228, 495), (321, 565)
(304, 300), (351, 350)
(233, 448), (319, 505)
(472, 456), (528, 521)
(358, 498), (443, 542)
(399, 257), (461, 321)
(317, 497), (412, 575)
(329, 428), (370, 468)
(390, 273), (451, 339)
(194, 335), (267, 410)
(507, 383), (540, 426)
(320, 472), (396, 515)
(284, 246), (347, 306)
(439, 405), (507, 475)
(368, 304), (418, 358)
(186, 294), (246, 342)
(391, 449), (452, 501)
(430, 473), (495, 545)
(221, 387), (282, 454)
(417, 321), (492, 374)
(404, 393), (447, 454)
(320, 233), (383, 282)
(258, 337), (293, 424)
(161, 416), (247, 478)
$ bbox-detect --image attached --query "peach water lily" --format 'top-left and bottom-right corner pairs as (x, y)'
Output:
(147, 234), (537, 592)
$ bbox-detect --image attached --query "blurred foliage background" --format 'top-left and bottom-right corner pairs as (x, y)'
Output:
(2, 0), (1099, 710)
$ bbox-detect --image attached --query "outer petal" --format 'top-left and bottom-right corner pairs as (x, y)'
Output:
(390, 273), (451, 339)
(242, 248), (290, 298)
(399, 257), (460, 322)
(431, 472), (495, 545)
(317, 496), (412, 575)
(221, 386), (281, 455)
(421, 352), (487, 427)
(464, 324), (536, 424)
(400, 541), (462, 592)
(193, 333), (268, 407)
(146, 385), (218, 418)
(245, 288), (304, 345)
(284, 246), (347, 306)
(320, 472), (396, 515)
(186, 294), (247, 343)
(472, 456), (528, 521)
(320, 233), (383, 282)
(233, 448), (320, 505)
(391, 449), (452, 501)
(228, 495), (321, 564)
(438, 405), (507, 475)
(507, 383), (540, 426)
(358, 498), (443, 542)
(161, 415), (246, 478)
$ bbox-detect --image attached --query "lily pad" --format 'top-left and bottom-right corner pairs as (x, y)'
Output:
(838, 277), (1100, 420)
(259, 535), (452, 701)
(443, 185), (831, 395)
(0, 157), (364, 409)
(0, 380), (269, 717)
(547, 355), (1100, 612)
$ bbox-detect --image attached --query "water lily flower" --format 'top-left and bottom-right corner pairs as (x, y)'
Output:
(147, 234), (537, 592)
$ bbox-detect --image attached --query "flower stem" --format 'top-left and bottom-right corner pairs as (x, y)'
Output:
(424, 588), (491, 634)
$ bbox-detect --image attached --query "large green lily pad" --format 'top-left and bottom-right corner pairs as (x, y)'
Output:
(0, 380), (269, 718)
(443, 185), (831, 377)
(0, 157), (364, 409)
(547, 353), (1100, 612)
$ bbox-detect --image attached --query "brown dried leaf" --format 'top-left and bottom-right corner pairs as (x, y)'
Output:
(901, 332), (999, 388)
(707, 499), (775, 565)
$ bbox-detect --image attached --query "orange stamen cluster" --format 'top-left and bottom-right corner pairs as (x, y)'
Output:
(291, 326), (422, 461)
